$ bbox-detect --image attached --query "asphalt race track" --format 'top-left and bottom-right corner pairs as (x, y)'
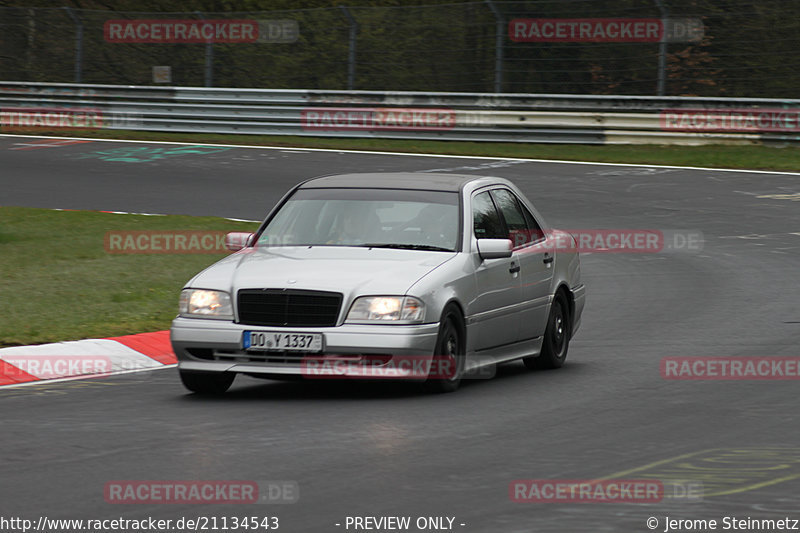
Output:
(2, 135), (799, 532)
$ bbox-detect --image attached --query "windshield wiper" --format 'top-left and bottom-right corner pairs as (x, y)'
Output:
(359, 243), (454, 252)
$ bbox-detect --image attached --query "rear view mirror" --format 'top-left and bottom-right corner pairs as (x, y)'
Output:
(225, 232), (254, 252)
(477, 238), (513, 259)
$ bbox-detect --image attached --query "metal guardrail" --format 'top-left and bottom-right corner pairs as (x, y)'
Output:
(1, 81), (799, 145)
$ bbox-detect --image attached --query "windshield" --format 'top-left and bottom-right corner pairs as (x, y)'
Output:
(257, 188), (460, 251)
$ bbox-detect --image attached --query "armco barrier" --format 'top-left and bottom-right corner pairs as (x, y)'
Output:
(1, 81), (798, 145)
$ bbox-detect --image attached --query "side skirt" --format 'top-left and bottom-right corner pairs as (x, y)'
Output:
(464, 336), (543, 373)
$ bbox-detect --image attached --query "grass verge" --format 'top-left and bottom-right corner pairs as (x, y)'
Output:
(4, 128), (800, 171)
(0, 207), (258, 347)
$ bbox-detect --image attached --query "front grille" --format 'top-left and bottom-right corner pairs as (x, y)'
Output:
(237, 289), (342, 327)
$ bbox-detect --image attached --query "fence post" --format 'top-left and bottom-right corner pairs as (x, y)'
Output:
(485, 0), (504, 93)
(654, 0), (669, 96)
(339, 6), (357, 90)
(62, 7), (83, 83)
(196, 11), (213, 87)
(26, 8), (36, 75)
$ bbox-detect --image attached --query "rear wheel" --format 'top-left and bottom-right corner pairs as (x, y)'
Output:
(424, 306), (465, 393)
(524, 292), (570, 370)
(179, 370), (235, 394)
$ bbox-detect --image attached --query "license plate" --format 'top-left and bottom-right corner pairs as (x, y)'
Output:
(243, 331), (323, 352)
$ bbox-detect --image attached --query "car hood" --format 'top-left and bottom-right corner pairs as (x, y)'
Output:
(189, 245), (456, 296)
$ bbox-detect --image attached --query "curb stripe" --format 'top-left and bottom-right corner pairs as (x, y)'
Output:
(0, 330), (174, 386)
(108, 331), (176, 366)
(0, 359), (38, 385)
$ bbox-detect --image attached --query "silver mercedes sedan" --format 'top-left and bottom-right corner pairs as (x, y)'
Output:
(170, 172), (585, 394)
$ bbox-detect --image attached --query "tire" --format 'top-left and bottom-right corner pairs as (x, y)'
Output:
(524, 291), (570, 370)
(179, 369), (235, 394)
(424, 306), (465, 393)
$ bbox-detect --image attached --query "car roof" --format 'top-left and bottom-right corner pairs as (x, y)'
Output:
(298, 172), (492, 192)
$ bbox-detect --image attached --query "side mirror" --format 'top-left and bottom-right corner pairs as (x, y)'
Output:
(477, 238), (513, 259)
(225, 232), (254, 252)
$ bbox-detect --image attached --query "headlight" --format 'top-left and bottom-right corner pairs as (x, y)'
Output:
(179, 289), (233, 320)
(345, 296), (425, 324)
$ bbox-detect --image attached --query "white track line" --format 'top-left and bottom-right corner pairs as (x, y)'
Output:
(48, 208), (259, 222)
(2, 133), (799, 176)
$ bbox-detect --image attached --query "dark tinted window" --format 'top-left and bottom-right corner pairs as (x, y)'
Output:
(492, 189), (544, 247)
(472, 191), (505, 239)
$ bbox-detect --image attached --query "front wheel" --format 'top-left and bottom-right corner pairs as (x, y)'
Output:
(179, 369), (235, 394)
(424, 306), (465, 393)
(524, 292), (570, 370)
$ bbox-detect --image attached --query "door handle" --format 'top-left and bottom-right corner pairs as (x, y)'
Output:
(509, 262), (521, 274)
(543, 254), (554, 264)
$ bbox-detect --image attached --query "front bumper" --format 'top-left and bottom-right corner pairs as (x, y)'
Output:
(171, 317), (441, 377)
